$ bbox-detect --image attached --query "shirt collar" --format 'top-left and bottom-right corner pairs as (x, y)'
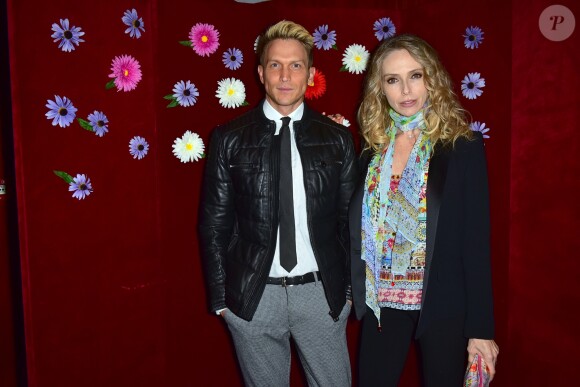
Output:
(262, 100), (304, 129)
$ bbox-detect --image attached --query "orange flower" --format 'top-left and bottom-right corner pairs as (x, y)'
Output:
(305, 69), (327, 100)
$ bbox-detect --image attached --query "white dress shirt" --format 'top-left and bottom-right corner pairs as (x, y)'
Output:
(263, 100), (318, 278)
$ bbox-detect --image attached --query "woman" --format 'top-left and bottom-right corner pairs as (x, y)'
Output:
(348, 34), (499, 386)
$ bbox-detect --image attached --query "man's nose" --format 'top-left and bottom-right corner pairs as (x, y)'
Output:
(280, 67), (290, 81)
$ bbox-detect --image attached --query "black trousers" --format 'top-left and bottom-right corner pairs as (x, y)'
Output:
(358, 307), (467, 387)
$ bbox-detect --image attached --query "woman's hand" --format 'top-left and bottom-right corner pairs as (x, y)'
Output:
(323, 112), (345, 125)
(467, 338), (499, 381)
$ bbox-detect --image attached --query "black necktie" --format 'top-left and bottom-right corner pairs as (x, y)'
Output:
(279, 116), (297, 272)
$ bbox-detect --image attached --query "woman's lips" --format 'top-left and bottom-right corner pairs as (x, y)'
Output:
(400, 99), (416, 107)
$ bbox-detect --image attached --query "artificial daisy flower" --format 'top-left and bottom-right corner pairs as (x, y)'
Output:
(107, 55), (142, 92)
(222, 48), (243, 70)
(216, 78), (247, 109)
(172, 130), (205, 163)
(342, 118), (351, 127)
(68, 173), (93, 200)
(461, 72), (486, 99)
(463, 26), (484, 49)
(189, 23), (220, 57)
(122, 8), (145, 39)
(341, 44), (369, 74)
(45, 95), (77, 127)
(129, 136), (149, 159)
(373, 17), (396, 41)
(166, 80), (199, 108)
(470, 121), (490, 139)
(87, 111), (109, 137)
(51, 18), (85, 52)
(313, 25), (337, 50)
(305, 69), (327, 100)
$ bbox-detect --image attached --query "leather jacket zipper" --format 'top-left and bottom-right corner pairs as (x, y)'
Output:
(295, 126), (338, 321)
(243, 123), (280, 316)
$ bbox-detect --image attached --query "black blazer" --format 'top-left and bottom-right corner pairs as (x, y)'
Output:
(349, 133), (494, 339)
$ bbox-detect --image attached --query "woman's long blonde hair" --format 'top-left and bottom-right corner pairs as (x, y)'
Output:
(358, 34), (472, 153)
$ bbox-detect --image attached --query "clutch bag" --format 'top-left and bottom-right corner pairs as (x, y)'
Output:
(464, 354), (491, 387)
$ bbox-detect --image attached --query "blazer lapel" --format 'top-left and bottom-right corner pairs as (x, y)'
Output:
(349, 150), (371, 320)
(422, 143), (450, 309)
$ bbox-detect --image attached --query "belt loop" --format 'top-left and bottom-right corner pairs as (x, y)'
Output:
(314, 271), (319, 285)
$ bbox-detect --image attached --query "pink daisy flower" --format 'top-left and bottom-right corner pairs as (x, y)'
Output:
(108, 55), (142, 92)
(188, 23), (220, 57)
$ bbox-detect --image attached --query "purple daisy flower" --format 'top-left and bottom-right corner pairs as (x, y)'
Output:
(313, 25), (337, 50)
(51, 18), (85, 52)
(68, 174), (93, 200)
(461, 72), (486, 99)
(129, 136), (149, 159)
(45, 95), (77, 127)
(172, 80), (199, 107)
(87, 111), (109, 137)
(463, 26), (484, 49)
(470, 121), (491, 139)
(373, 17), (396, 41)
(122, 9), (145, 39)
(222, 48), (243, 70)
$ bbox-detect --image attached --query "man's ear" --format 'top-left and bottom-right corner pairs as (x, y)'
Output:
(258, 65), (264, 84)
(308, 66), (315, 84)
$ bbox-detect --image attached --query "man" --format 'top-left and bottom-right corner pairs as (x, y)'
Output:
(198, 20), (357, 386)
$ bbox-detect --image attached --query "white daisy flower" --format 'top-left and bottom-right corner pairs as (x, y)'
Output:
(342, 44), (369, 74)
(342, 118), (351, 127)
(172, 130), (205, 163)
(216, 77), (247, 108)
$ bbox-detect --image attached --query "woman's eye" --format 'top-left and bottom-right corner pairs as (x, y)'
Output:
(411, 73), (423, 79)
(386, 78), (397, 84)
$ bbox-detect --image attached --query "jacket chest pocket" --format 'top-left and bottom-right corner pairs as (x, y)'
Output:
(228, 162), (266, 196)
(308, 158), (343, 174)
(305, 157), (343, 193)
(315, 158), (343, 169)
(229, 162), (258, 171)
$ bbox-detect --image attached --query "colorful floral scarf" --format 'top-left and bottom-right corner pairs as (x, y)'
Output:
(361, 108), (432, 322)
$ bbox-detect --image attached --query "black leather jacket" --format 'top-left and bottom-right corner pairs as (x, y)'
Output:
(198, 102), (358, 321)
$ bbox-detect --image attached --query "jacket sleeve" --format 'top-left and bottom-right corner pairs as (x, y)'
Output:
(461, 133), (495, 339)
(198, 127), (234, 313)
(338, 131), (359, 298)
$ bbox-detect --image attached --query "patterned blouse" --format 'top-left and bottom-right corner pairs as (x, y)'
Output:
(370, 173), (427, 310)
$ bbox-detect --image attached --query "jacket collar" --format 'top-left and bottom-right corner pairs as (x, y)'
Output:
(254, 99), (313, 131)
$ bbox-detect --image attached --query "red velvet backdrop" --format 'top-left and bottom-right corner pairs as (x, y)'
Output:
(9, 0), (566, 385)
(510, 0), (580, 385)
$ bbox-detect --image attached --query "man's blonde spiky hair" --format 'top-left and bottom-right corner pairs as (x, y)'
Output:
(256, 20), (314, 67)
